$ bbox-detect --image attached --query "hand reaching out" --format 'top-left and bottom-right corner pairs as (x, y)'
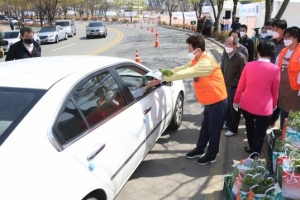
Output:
(144, 79), (161, 90)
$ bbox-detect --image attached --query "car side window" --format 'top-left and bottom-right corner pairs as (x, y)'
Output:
(57, 100), (88, 143)
(56, 71), (125, 145)
(116, 66), (157, 99)
(72, 71), (125, 128)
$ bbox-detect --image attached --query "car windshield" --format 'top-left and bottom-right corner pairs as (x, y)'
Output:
(4, 32), (19, 39)
(88, 22), (103, 27)
(56, 21), (69, 26)
(40, 27), (56, 32)
(0, 88), (46, 146)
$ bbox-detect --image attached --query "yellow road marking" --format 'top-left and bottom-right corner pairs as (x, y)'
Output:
(87, 27), (123, 56)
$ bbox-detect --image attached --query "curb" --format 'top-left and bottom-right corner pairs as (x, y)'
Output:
(158, 25), (224, 49)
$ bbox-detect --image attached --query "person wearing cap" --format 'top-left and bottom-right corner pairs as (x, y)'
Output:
(231, 17), (241, 31)
(5, 26), (41, 61)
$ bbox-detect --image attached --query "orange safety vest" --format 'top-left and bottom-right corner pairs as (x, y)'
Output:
(192, 54), (227, 105)
(278, 44), (300, 90)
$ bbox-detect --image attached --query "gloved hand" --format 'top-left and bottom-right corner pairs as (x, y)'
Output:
(273, 106), (277, 111)
(233, 103), (239, 112)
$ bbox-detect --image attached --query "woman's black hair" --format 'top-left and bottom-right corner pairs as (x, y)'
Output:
(257, 40), (276, 57)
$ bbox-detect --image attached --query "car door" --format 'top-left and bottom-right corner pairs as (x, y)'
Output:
(113, 64), (173, 175)
(54, 69), (146, 194)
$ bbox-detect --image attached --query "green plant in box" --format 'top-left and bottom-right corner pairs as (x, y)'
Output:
(252, 177), (274, 195)
(273, 140), (292, 152)
(241, 173), (263, 192)
(287, 111), (300, 129)
(291, 159), (300, 174)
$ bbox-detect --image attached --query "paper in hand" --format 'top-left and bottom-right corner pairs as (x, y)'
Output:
(145, 69), (163, 80)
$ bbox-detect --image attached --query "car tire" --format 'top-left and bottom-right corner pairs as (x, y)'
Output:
(55, 36), (59, 43)
(168, 93), (183, 130)
(65, 33), (68, 40)
(74, 30), (76, 35)
(103, 32), (107, 38)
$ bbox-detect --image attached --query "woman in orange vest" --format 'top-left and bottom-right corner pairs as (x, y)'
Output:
(163, 35), (228, 165)
(276, 26), (300, 129)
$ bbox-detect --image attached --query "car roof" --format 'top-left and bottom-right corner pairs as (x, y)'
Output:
(0, 56), (133, 90)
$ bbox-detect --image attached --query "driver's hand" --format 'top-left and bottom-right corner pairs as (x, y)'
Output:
(145, 79), (161, 90)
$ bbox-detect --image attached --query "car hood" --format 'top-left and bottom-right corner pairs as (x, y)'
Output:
(5, 38), (19, 44)
(38, 32), (56, 36)
(87, 27), (104, 30)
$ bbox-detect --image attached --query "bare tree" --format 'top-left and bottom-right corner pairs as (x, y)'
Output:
(265, 0), (274, 22)
(178, 0), (190, 27)
(165, 0), (177, 26)
(274, 0), (290, 19)
(209, 0), (224, 33)
(99, 0), (112, 20)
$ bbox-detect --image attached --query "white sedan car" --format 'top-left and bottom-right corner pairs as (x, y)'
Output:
(37, 25), (68, 43)
(0, 56), (185, 200)
(1, 30), (40, 52)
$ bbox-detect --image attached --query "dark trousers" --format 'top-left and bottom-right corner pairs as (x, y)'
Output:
(196, 98), (227, 159)
(241, 109), (271, 154)
(270, 107), (281, 124)
(225, 87), (242, 133)
(280, 109), (289, 130)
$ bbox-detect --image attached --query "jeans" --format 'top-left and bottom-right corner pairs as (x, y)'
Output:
(196, 98), (228, 159)
(280, 109), (289, 130)
(225, 87), (242, 133)
(241, 109), (271, 154)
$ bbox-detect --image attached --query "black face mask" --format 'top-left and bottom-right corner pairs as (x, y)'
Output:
(24, 38), (34, 44)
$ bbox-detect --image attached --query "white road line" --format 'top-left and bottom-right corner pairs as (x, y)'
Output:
(52, 43), (75, 51)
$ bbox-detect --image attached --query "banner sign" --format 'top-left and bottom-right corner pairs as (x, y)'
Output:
(125, 12), (136, 17)
(202, 6), (211, 13)
(106, 11), (117, 16)
(239, 3), (260, 17)
(171, 12), (197, 19)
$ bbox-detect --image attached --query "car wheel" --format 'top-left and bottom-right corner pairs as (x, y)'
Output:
(65, 33), (68, 40)
(55, 36), (59, 43)
(103, 33), (106, 38)
(74, 30), (76, 35)
(168, 93), (183, 130)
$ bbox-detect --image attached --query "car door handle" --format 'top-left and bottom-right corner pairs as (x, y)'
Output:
(143, 107), (152, 114)
(87, 144), (105, 161)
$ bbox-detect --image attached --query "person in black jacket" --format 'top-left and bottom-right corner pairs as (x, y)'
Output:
(239, 24), (254, 61)
(5, 26), (41, 62)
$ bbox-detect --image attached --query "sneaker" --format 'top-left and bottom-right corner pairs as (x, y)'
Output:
(223, 124), (229, 129)
(224, 130), (235, 137)
(195, 156), (216, 165)
(185, 149), (205, 159)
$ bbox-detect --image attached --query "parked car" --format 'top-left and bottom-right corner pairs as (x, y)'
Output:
(3, 18), (18, 24)
(55, 19), (76, 37)
(23, 18), (34, 25)
(86, 21), (107, 39)
(1, 30), (40, 52)
(0, 56), (185, 200)
(37, 25), (68, 43)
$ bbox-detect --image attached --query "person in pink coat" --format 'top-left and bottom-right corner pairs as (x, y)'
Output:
(233, 40), (280, 156)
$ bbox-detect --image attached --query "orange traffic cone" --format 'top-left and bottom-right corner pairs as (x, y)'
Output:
(151, 27), (154, 34)
(155, 37), (159, 48)
(155, 30), (158, 37)
(135, 50), (141, 63)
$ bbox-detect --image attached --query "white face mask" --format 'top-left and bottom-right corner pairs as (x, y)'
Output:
(225, 47), (233, 54)
(272, 31), (280, 39)
(267, 30), (273, 36)
(261, 33), (268, 38)
(284, 39), (293, 47)
(240, 31), (246, 37)
(187, 49), (198, 60)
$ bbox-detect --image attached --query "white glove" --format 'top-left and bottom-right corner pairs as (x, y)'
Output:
(273, 106), (277, 111)
(233, 103), (239, 112)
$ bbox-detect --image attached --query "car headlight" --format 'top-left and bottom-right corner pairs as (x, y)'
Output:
(100, 28), (105, 31)
(49, 34), (54, 38)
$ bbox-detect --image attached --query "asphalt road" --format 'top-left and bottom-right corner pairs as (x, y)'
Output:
(0, 21), (270, 200)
